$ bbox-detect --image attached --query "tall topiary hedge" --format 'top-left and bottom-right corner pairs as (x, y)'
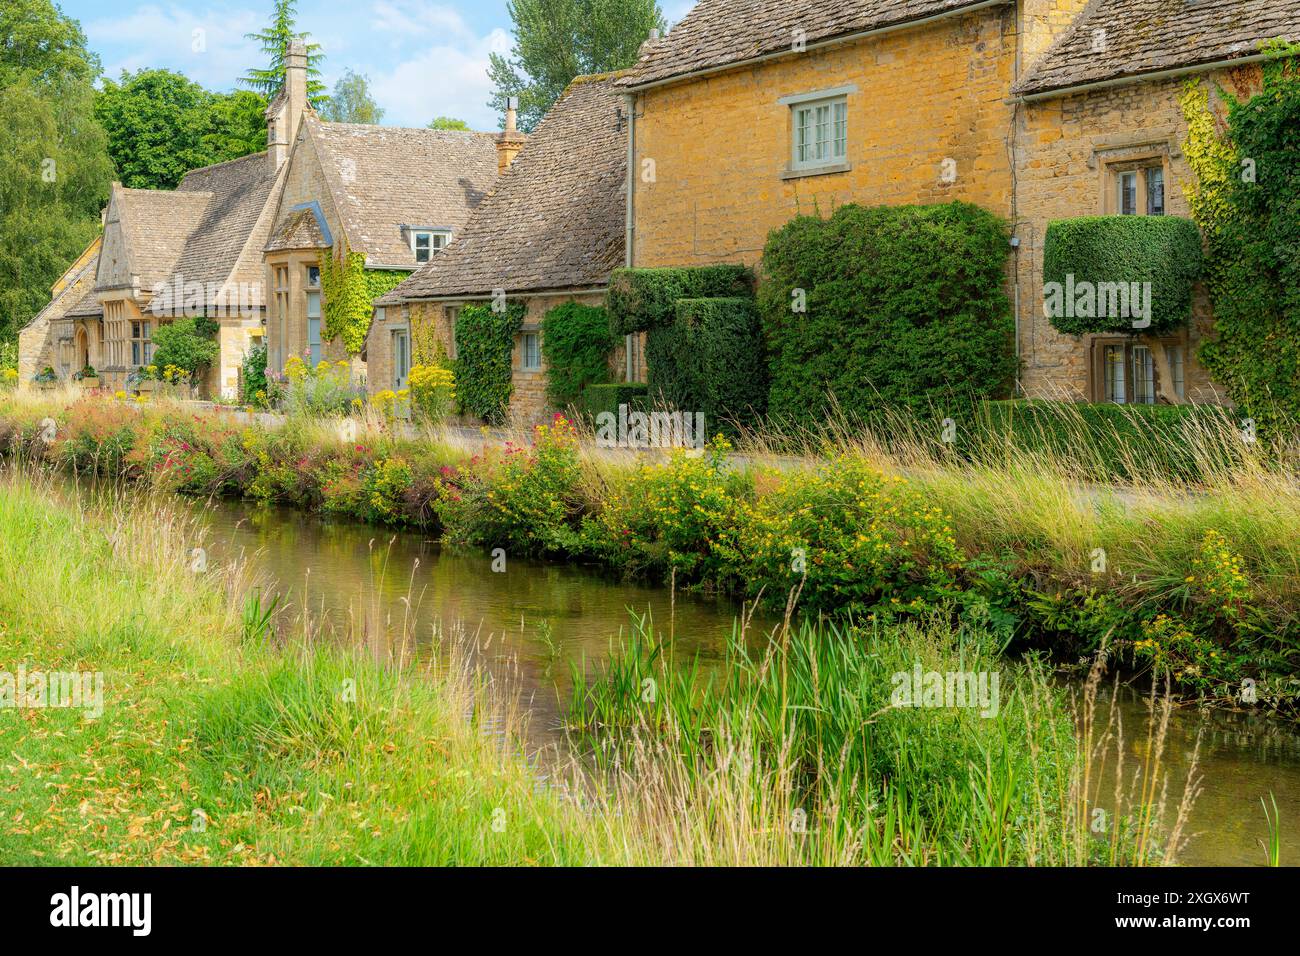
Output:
(646, 297), (767, 426)
(1180, 43), (1300, 433)
(540, 301), (614, 408)
(1042, 216), (1203, 336)
(758, 201), (1016, 425)
(454, 301), (524, 424)
(607, 264), (754, 334)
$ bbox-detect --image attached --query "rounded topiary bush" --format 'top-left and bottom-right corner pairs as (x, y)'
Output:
(758, 201), (1016, 426)
(1041, 215), (1203, 336)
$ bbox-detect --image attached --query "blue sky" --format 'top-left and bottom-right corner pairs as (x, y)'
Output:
(58, 0), (696, 131)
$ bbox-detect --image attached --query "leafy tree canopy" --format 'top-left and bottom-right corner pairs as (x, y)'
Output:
(0, 0), (112, 344)
(428, 116), (470, 131)
(320, 69), (384, 124)
(487, 0), (665, 131)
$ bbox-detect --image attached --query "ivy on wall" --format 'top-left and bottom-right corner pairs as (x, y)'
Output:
(1180, 42), (1300, 431)
(453, 301), (525, 424)
(318, 246), (407, 355)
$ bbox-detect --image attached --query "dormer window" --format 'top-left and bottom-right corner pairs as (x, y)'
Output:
(410, 229), (450, 263)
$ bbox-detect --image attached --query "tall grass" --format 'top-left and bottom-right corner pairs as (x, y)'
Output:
(567, 610), (1199, 865)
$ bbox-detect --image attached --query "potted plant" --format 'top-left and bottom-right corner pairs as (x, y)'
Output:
(129, 365), (158, 393)
(72, 365), (99, 388)
(33, 367), (58, 389)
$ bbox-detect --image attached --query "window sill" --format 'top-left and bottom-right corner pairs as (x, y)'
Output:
(781, 162), (851, 181)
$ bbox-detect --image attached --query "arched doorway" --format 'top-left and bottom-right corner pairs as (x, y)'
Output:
(74, 326), (89, 372)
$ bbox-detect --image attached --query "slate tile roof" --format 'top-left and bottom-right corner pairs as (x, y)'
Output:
(378, 73), (628, 303)
(170, 151), (281, 295)
(1012, 0), (1300, 97)
(302, 118), (499, 268)
(265, 206), (329, 251)
(32, 252), (100, 323)
(616, 0), (993, 88)
(101, 150), (282, 307)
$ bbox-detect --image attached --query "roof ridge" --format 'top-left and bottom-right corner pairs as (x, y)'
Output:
(177, 150), (271, 178)
(316, 120), (497, 138)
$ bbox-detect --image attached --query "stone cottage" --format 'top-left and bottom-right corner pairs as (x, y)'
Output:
(374, 73), (630, 421)
(1009, 0), (1298, 403)
(261, 77), (502, 386)
(613, 0), (1300, 406)
(16, 43), (305, 398)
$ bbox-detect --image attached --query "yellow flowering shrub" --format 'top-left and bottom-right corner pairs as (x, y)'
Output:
(409, 363), (456, 425)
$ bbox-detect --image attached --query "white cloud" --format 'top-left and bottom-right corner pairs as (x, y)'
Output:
(369, 27), (512, 130)
(86, 4), (263, 90)
(370, 0), (475, 45)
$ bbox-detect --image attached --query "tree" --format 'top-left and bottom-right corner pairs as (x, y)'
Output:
(428, 116), (470, 131)
(95, 70), (220, 189)
(0, 0), (112, 345)
(205, 90), (270, 161)
(241, 0), (327, 107)
(152, 316), (220, 385)
(487, 0), (664, 131)
(320, 70), (384, 124)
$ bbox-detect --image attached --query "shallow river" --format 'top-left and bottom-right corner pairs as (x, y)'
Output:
(181, 495), (1300, 867)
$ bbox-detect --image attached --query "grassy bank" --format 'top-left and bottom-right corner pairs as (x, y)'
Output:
(0, 467), (1197, 865)
(2, 390), (1297, 711)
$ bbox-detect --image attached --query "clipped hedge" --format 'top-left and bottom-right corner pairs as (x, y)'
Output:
(453, 302), (524, 424)
(1042, 215), (1203, 336)
(577, 382), (649, 419)
(645, 297), (766, 428)
(540, 301), (615, 408)
(759, 201), (1016, 426)
(606, 264), (754, 335)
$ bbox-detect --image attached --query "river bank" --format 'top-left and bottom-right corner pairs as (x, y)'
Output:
(1, 467), (1220, 865)
(3, 391), (1297, 715)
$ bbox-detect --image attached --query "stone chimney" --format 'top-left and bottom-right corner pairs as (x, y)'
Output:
(268, 39), (309, 172)
(496, 96), (526, 174)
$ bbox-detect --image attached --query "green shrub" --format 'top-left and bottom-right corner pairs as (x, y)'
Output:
(454, 302), (525, 424)
(645, 297), (767, 427)
(577, 382), (648, 419)
(1042, 216), (1203, 336)
(758, 201), (1016, 426)
(240, 341), (268, 406)
(540, 302), (614, 408)
(151, 316), (220, 384)
(606, 264), (754, 335)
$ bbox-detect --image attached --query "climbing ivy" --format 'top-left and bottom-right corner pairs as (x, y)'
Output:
(1180, 41), (1300, 432)
(454, 301), (525, 424)
(318, 246), (407, 355)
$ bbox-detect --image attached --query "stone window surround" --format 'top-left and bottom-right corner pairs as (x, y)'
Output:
(1088, 333), (1187, 405)
(1088, 136), (1178, 216)
(778, 84), (857, 180)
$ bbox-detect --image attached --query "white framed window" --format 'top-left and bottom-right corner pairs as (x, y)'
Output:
(1112, 165), (1164, 216)
(521, 331), (541, 371)
(791, 96), (847, 170)
(1131, 345), (1155, 404)
(1103, 344), (1126, 404)
(306, 265), (320, 288)
(306, 290), (321, 367)
(392, 328), (410, 389)
(411, 230), (450, 264)
(1167, 344), (1185, 399)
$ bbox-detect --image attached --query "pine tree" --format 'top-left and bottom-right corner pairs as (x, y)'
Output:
(241, 0), (328, 108)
